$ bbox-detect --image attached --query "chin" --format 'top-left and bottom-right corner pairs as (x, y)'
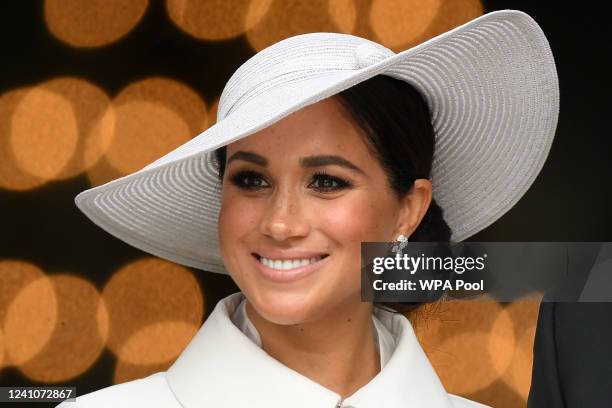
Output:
(247, 288), (327, 326)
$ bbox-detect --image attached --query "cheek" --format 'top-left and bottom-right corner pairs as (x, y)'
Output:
(218, 195), (258, 256)
(320, 195), (391, 243)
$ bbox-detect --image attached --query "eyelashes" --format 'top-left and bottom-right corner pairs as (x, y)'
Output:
(228, 169), (352, 193)
(228, 170), (266, 190)
(310, 170), (352, 191)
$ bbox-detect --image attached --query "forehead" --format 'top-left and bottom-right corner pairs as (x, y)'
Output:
(226, 96), (370, 157)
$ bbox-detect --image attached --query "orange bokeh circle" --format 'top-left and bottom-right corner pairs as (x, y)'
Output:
(101, 257), (204, 367)
(414, 301), (515, 395)
(87, 77), (207, 187)
(0, 78), (113, 191)
(167, 0), (273, 41)
(45, 0), (149, 48)
(16, 274), (108, 383)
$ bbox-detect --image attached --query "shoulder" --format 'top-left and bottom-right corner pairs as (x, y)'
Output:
(55, 372), (179, 408)
(448, 393), (491, 408)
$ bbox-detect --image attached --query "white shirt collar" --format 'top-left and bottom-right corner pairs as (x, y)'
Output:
(166, 291), (457, 408)
(230, 294), (396, 369)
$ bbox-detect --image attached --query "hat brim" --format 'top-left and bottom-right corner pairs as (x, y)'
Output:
(75, 10), (559, 274)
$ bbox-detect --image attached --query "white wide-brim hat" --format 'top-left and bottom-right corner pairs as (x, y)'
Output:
(75, 10), (559, 275)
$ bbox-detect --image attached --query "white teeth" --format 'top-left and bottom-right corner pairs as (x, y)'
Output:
(260, 256), (324, 270)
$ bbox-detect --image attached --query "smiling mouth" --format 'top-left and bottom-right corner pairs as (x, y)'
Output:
(252, 253), (330, 270)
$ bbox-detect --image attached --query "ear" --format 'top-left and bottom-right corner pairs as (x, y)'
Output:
(393, 179), (432, 239)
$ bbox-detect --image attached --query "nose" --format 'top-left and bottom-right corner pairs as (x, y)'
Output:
(259, 186), (310, 242)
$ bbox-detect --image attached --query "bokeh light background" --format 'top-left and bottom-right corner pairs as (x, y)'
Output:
(0, 1), (610, 407)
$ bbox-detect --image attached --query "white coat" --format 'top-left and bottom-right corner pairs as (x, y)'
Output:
(57, 292), (489, 407)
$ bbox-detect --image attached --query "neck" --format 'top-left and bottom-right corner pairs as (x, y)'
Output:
(245, 298), (380, 399)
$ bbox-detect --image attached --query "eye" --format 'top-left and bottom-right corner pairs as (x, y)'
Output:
(309, 171), (352, 192)
(229, 170), (269, 190)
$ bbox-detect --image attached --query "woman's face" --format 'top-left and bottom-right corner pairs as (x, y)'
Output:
(218, 96), (430, 325)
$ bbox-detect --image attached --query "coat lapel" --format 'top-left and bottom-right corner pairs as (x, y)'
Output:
(166, 292), (455, 408)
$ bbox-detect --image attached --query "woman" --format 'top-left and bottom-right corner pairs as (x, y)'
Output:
(60, 9), (558, 408)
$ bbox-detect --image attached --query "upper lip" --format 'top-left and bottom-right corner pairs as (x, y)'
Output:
(253, 249), (329, 260)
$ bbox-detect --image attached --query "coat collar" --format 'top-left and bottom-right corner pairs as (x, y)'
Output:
(166, 292), (454, 408)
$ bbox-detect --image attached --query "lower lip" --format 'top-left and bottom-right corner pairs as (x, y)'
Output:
(252, 254), (330, 283)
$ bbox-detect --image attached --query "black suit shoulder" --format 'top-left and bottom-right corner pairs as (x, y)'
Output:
(528, 302), (612, 408)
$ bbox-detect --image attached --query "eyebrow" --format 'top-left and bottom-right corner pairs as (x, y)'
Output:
(226, 150), (366, 175)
